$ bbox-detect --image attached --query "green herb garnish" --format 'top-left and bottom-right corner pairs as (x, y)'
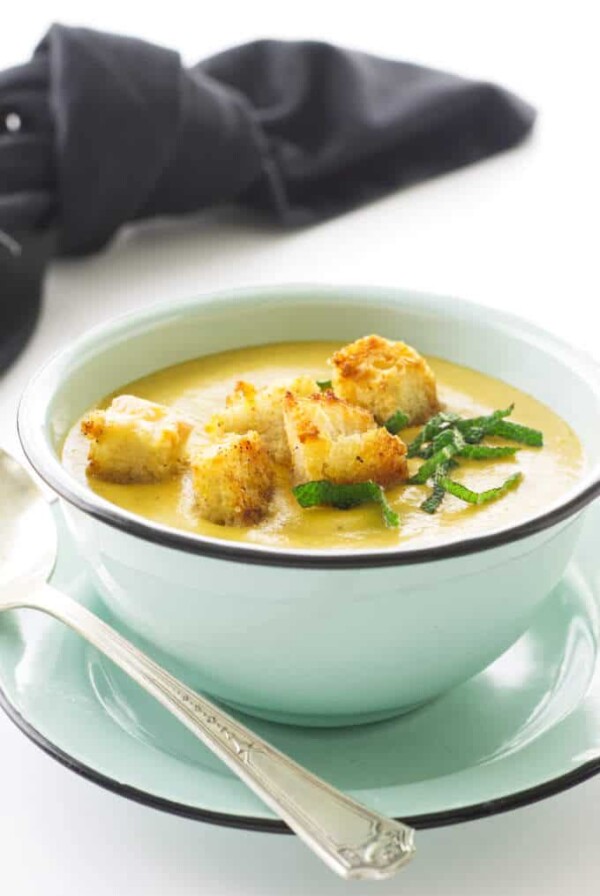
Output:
(408, 402), (536, 513)
(409, 429), (465, 484)
(458, 444), (519, 460)
(425, 411), (462, 433)
(409, 442), (462, 484)
(437, 472), (523, 505)
(316, 379), (333, 391)
(455, 406), (514, 442)
(409, 404), (541, 468)
(462, 426), (486, 444)
(432, 429), (463, 451)
(420, 483), (446, 514)
(418, 458), (457, 513)
(292, 480), (399, 528)
(384, 410), (410, 434)
(406, 412), (459, 457)
(488, 420), (543, 447)
(418, 431), (464, 458)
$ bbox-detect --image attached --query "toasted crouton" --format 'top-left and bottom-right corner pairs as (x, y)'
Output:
(283, 391), (407, 486)
(329, 335), (439, 425)
(206, 375), (318, 464)
(190, 431), (275, 526)
(81, 395), (193, 483)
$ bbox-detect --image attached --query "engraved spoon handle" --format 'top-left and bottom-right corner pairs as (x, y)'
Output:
(8, 582), (415, 880)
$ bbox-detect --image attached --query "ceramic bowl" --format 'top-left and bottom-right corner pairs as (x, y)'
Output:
(17, 285), (600, 727)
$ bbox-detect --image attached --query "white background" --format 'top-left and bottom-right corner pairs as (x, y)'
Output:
(1, 2), (599, 893)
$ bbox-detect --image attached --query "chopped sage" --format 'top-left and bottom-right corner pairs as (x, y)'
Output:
(406, 411), (461, 457)
(292, 480), (400, 528)
(489, 419), (543, 447)
(384, 410), (410, 434)
(458, 444), (519, 460)
(437, 472), (523, 505)
(432, 428), (464, 452)
(462, 426), (486, 444)
(417, 443), (435, 459)
(406, 433), (427, 458)
(455, 406), (514, 442)
(418, 458), (457, 513)
(409, 436), (463, 484)
(420, 483), (446, 514)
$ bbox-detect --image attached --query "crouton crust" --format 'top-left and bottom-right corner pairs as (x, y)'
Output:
(206, 375), (318, 464)
(190, 431), (275, 526)
(81, 395), (193, 484)
(283, 391), (407, 486)
(329, 334), (439, 425)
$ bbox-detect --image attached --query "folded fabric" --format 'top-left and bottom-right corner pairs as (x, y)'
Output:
(0, 25), (536, 370)
(0, 230), (52, 372)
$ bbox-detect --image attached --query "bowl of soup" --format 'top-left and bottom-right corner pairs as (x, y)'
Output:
(17, 285), (600, 726)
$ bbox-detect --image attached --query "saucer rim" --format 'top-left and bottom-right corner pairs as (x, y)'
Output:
(2, 682), (599, 833)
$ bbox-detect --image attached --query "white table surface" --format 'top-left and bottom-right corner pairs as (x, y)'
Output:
(1, 3), (599, 893)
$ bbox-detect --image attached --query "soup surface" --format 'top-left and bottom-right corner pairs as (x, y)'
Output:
(62, 341), (584, 551)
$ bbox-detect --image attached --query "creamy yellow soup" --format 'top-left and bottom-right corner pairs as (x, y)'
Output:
(62, 341), (584, 551)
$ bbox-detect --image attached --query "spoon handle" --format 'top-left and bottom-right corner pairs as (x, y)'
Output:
(14, 583), (415, 880)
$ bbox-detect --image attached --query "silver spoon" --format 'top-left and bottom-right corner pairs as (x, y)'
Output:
(0, 448), (415, 881)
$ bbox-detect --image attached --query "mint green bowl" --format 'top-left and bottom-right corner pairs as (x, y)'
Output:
(17, 286), (600, 727)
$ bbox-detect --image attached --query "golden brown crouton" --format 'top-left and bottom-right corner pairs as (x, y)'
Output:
(329, 335), (439, 425)
(283, 391), (408, 486)
(81, 395), (193, 483)
(206, 375), (318, 464)
(190, 431), (275, 526)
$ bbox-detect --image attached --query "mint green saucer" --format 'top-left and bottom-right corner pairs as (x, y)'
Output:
(1, 504), (600, 832)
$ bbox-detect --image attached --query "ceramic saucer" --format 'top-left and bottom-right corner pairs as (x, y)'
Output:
(1, 504), (600, 832)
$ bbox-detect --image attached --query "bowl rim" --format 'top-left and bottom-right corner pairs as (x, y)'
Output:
(17, 282), (600, 569)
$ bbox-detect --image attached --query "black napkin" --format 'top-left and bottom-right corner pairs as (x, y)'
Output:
(0, 229), (56, 373)
(0, 25), (536, 370)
